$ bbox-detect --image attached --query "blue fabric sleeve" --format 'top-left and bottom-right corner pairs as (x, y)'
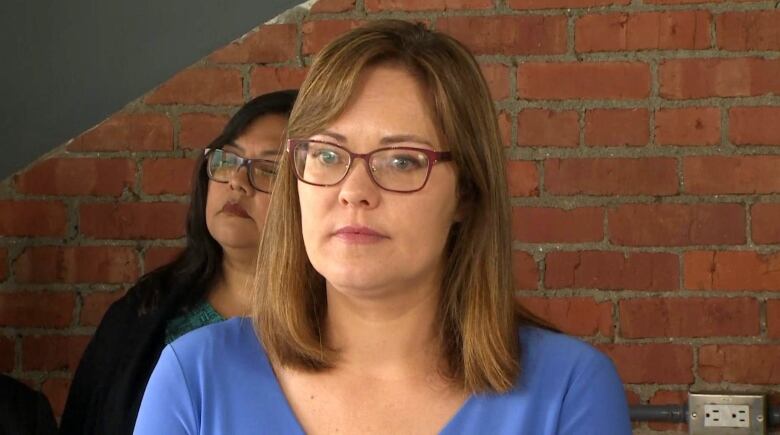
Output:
(557, 351), (633, 435)
(133, 345), (198, 435)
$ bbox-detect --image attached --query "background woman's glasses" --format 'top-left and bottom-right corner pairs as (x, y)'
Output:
(204, 147), (277, 193)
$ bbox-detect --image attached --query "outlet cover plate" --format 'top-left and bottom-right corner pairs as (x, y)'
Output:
(689, 393), (766, 435)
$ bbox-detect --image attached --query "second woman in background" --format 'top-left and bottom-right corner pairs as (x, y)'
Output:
(59, 89), (297, 435)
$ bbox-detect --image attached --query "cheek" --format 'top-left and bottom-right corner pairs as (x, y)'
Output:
(251, 196), (272, 228)
(204, 182), (222, 229)
(298, 184), (332, 248)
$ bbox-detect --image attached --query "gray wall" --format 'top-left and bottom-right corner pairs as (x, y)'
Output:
(0, 0), (301, 180)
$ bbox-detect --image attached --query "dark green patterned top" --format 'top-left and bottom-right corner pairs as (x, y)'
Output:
(164, 301), (226, 344)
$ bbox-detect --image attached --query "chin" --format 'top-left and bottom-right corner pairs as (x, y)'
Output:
(212, 232), (260, 251)
(317, 262), (395, 292)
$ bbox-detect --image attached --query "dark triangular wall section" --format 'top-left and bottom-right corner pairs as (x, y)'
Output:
(0, 0), (302, 180)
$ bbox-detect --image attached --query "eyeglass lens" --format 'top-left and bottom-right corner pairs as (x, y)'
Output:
(206, 148), (277, 192)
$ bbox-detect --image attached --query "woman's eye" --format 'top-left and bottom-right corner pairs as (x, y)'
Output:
(390, 155), (422, 171)
(314, 150), (340, 165)
(254, 164), (278, 177)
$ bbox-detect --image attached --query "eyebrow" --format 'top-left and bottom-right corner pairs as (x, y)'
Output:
(318, 130), (434, 147)
(224, 142), (282, 158)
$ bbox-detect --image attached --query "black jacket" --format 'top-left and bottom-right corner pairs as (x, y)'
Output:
(58, 276), (190, 435)
(0, 375), (57, 435)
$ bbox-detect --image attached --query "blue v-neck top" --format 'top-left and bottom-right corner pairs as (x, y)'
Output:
(134, 318), (631, 435)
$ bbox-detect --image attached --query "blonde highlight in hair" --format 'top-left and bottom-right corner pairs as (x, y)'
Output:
(252, 20), (547, 392)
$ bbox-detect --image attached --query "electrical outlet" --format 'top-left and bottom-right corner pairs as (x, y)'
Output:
(703, 404), (749, 427)
(689, 393), (767, 435)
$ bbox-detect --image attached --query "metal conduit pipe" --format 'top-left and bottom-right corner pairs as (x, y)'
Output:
(629, 405), (780, 426)
(629, 405), (688, 423)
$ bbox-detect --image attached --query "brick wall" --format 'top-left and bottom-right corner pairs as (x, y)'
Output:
(1, 0), (778, 432)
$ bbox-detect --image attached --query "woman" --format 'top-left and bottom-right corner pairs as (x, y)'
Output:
(134, 21), (632, 434)
(0, 374), (57, 435)
(59, 89), (298, 435)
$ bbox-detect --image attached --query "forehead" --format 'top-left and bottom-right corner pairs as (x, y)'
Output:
(229, 114), (287, 156)
(323, 64), (440, 145)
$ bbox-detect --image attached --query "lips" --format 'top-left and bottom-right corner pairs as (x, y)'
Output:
(221, 202), (251, 218)
(333, 225), (388, 244)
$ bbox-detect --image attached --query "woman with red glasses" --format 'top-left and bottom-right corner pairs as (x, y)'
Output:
(135, 20), (631, 435)
(60, 90), (297, 435)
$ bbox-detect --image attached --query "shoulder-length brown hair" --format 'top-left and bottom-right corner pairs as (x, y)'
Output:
(252, 19), (547, 393)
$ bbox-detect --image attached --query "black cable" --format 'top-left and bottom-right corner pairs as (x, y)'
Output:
(630, 404), (780, 426)
(629, 405), (687, 423)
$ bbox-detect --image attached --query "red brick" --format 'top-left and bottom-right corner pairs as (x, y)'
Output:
(0, 292), (75, 328)
(655, 107), (721, 146)
(768, 300), (780, 338)
(518, 62), (651, 100)
(684, 251), (780, 291)
(517, 109), (579, 147)
(699, 345), (780, 385)
(145, 68), (243, 106)
(684, 156), (780, 194)
(22, 335), (90, 371)
(41, 378), (70, 418)
(729, 107), (780, 146)
(545, 158), (678, 196)
(365, 0), (491, 11)
(0, 336), (13, 372)
(717, 11), (780, 51)
(625, 389), (640, 406)
(650, 389), (686, 405)
(506, 160), (539, 197)
(0, 201), (67, 237)
(508, 0), (628, 9)
(14, 246), (139, 284)
(512, 251), (539, 290)
(598, 344), (694, 384)
(545, 251), (679, 291)
(648, 390), (688, 432)
(80, 290), (125, 326)
(250, 67), (308, 98)
(619, 297), (759, 338)
(80, 202), (188, 240)
(608, 204), (745, 246)
(659, 58), (780, 99)
(584, 108), (649, 147)
(512, 207), (603, 243)
(437, 16), (567, 55)
(519, 297), (613, 337)
(0, 248), (7, 282)
(311, 0), (356, 13)
(752, 203), (780, 244)
(179, 113), (229, 150)
(480, 63), (510, 101)
(576, 11), (711, 52)
(302, 20), (364, 56)
(498, 111), (511, 148)
(142, 158), (197, 195)
(69, 113), (173, 151)
(208, 24), (296, 63)
(15, 158), (135, 197)
(144, 246), (184, 273)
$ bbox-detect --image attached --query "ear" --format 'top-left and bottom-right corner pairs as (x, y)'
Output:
(453, 195), (471, 223)
(453, 180), (474, 223)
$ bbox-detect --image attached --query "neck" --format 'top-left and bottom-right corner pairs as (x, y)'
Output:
(208, 246), (256, 317)
(324, 275), (445, 381)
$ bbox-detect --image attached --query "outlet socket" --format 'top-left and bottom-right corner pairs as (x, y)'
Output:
(703, 404), (750, 427)
(689, 393), (766, 435)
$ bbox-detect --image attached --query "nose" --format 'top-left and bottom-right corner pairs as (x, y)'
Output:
(338, 158), (380, 209)
(228, 165), (254, 196)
